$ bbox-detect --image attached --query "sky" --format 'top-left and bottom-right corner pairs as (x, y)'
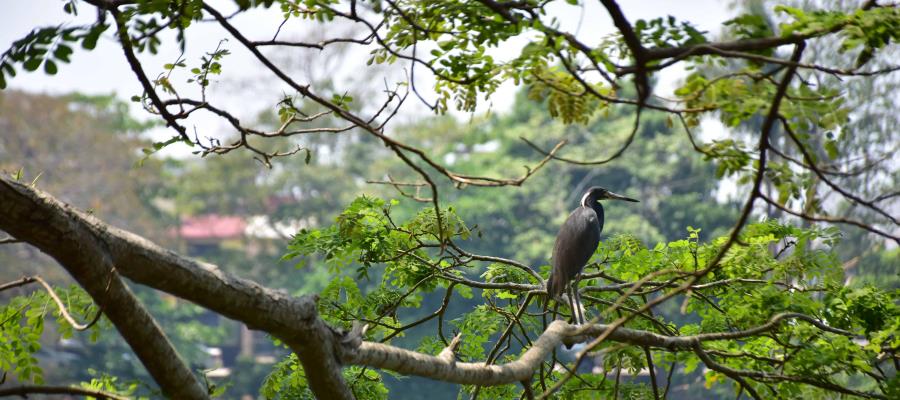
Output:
(1, 1), (736, 156)
(1, 1), (734, 102)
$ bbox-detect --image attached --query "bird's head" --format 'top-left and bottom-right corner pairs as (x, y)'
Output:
(581, 186), (640, 207)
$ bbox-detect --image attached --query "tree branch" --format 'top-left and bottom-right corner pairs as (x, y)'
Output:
(0, 275), (104, 331)
(694, 343), (886, 399)
(202, 2), (564, 188)
(0, 385), (129, 400)
(599, 0), (649, 102)
(0, 180), (208, 399)
(0, 177), (878, 396)
(108, 8), (189, 142)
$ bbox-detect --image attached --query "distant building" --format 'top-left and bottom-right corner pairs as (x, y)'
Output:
(174, 214), (247, 255)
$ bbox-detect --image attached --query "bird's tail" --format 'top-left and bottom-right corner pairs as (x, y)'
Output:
(545, 271), (566, 307)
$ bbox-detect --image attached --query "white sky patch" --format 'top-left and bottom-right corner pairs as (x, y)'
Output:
(2, 1), (733, 109)
(2, 1), (736, 158)
(472, 140), (500, 153)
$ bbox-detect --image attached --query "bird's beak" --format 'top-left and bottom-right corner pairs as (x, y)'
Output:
(604, 191), (639, 202)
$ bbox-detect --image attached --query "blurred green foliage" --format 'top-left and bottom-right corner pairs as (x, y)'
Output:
(1, 0), (898, 399)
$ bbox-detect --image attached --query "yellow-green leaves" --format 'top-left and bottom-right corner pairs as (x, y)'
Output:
(0, 285), (102, 385)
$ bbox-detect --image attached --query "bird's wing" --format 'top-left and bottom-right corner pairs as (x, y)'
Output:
(548, 207), (601, 297)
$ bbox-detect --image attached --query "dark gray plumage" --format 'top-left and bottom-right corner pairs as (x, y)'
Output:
(547, 186), (638, 323)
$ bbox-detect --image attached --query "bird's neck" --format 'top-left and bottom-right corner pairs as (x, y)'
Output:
(592, 201), (605, 233)
(581, 195), (605, 232)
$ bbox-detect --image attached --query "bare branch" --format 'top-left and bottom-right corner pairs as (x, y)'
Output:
(367, 176), (432, 202)
(203, 2), (565, 188)
(109, 8), (190, 142)
(778, 115), (899, 225)
(520, 107), (641, 166)
(0, 234), (20, 244)
(252, 35), (375, 49)
(0, 385), (129, 400)
(758, 192), (900, 244)
(0, 276), (35, 292)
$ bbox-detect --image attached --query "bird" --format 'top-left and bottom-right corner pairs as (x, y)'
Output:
(547, 186), (639, 324)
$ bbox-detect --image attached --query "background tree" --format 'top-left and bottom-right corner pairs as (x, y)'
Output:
(1, 1), (898, 399)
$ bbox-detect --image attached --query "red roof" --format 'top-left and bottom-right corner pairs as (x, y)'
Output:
(175, 215), (246, 240)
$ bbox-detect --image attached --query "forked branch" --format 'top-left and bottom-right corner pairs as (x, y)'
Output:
(0, 176), (884, 399)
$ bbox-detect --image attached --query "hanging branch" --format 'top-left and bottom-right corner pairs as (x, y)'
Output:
(0, 275), (103, 331)
(0, 385), (130, 400)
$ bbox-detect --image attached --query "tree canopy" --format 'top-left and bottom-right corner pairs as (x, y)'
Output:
(0, 0), (898, 399)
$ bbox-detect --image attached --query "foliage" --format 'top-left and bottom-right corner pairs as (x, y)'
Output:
(1, 0), (898, 399)
(0, 22), (107, 89)
(261, 354), (389, 399)
(79, 369), (154, 400)
(0, 285), (103, 385)
(279, 194), (899, 398)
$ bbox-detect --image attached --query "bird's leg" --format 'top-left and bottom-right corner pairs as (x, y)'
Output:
(567, 284), (582, 325)
(566, 282), (581, 325)
(551, 299), (560, 322)
(570, 278), (584, 325)
(567, 282), (576, 325)
(574, 274), (586, 325)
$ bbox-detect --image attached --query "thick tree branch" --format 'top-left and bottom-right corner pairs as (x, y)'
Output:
(0, 177), (878, 397)
(341, 312), (857, 385)
(0, 177), (352, 400)
(599, 0), (649, 102)
(639, 26), (842, 65)
(0, 180), (208, 399)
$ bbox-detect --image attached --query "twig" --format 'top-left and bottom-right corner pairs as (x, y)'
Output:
(0, 385), (129, 400)
(0, 235), (20, 244)
(0, 275), (103, 331)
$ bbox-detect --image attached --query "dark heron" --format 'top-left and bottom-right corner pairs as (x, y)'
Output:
(547, 186), (639, 324)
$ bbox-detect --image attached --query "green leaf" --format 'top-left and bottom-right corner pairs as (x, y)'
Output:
(824, 140), (839, 159)
(855, 46), (874, 68)
(23, 58), (42, 71)
(43, 60), (57, 75)
(53, 45), (73, 63)
(81, 25), (107, 50)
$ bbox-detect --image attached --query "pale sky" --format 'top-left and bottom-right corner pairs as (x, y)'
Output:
(1, 1), (735, 153)
(1, 1), (733, 101)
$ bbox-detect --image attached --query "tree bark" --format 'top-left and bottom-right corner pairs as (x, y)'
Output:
(0, 176), (865, 398)
(0, 177), (353, 399)
(0, 179), (209, 399)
